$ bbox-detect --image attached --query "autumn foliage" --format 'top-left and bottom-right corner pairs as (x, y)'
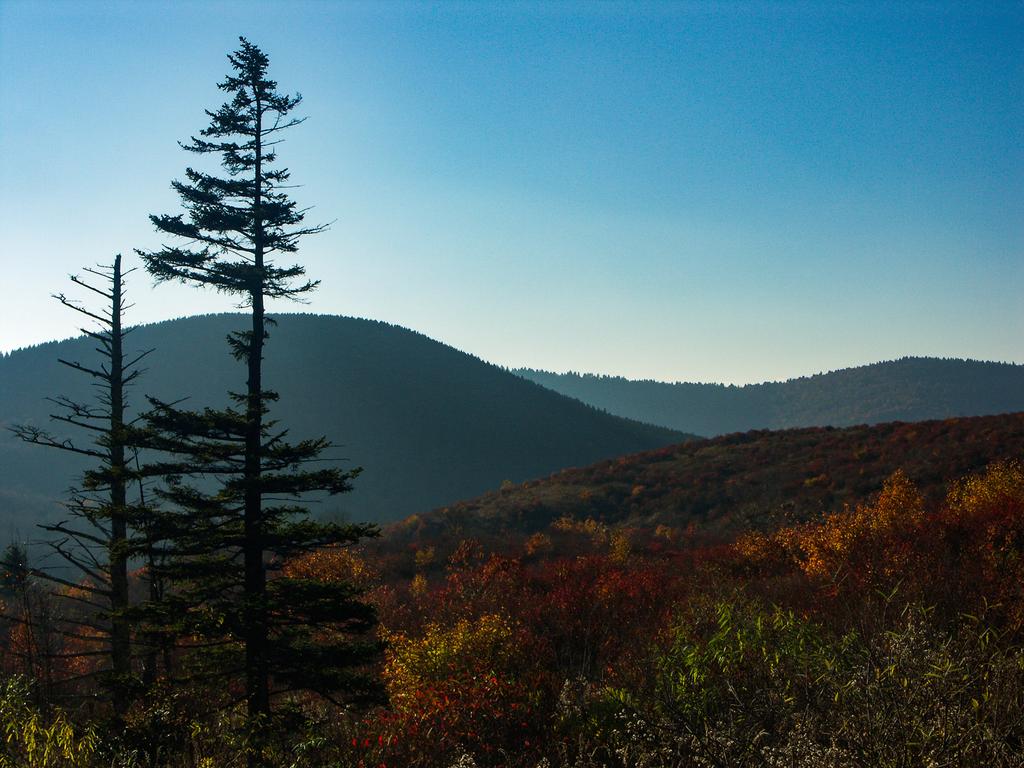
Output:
(343, 459), (1024, 766)
(2, 458), (1024, 766)
(735, 461), (1024, 631)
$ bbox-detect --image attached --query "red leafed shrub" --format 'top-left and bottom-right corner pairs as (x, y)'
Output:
(525, 555), (677, 686)
(936, 460), (1024, 632)
(370, 613), (546, 766)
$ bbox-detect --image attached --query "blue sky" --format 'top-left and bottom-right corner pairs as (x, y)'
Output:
(1, 1), (1021, 384)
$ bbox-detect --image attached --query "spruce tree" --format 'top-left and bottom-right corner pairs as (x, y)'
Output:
(136, 37), (381, 745)
(9, 254), (150, 716)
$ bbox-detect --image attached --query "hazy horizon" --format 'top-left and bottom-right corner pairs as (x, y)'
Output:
(3, 309), (1023, 389)
(2, 1), (1021, 384)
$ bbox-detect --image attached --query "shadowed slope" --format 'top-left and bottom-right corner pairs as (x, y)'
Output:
(0, 314), (684, 534)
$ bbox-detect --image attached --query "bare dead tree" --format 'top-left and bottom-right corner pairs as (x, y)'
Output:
(9, 254), (153, 718)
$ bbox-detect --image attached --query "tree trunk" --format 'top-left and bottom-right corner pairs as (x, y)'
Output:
(109, 253), (131, 718)
(244, 92), (271, 763)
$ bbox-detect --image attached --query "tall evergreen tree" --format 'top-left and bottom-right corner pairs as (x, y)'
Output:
(136, 37), (381, 748)
(9, 255), (150, 716)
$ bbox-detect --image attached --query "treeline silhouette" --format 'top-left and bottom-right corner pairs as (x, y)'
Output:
(517, 357), (1024, 435)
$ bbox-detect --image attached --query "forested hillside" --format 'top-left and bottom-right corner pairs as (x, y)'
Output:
(387, 412), (1024, 553)
(518, 357), (1024, 435)
(0, 313), (683, 533)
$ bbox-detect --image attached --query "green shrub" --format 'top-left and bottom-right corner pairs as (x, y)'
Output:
(0, 676), (99, 768)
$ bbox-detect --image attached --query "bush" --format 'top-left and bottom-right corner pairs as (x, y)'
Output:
(0, 676), (100, 768)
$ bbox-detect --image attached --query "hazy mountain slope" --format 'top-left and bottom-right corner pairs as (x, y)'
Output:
(0, 314), (684, 534)
(388, 412), (1024, 549)
(516, 358), (1024, 436)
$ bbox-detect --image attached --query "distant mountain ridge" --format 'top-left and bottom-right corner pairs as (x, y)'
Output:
(0, 313), (684, 535)
(516, 357), (1024, 436)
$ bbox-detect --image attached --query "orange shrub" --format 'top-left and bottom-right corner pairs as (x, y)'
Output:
(795, 469), (925, 583)
(282, 545), (379, 590)
(733, 463), (1024, 634)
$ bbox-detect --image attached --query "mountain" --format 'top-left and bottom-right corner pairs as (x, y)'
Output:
(386, 412), (1024, 550)
(0, 314), (684, 535)
(516, 358), (1024, 436)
